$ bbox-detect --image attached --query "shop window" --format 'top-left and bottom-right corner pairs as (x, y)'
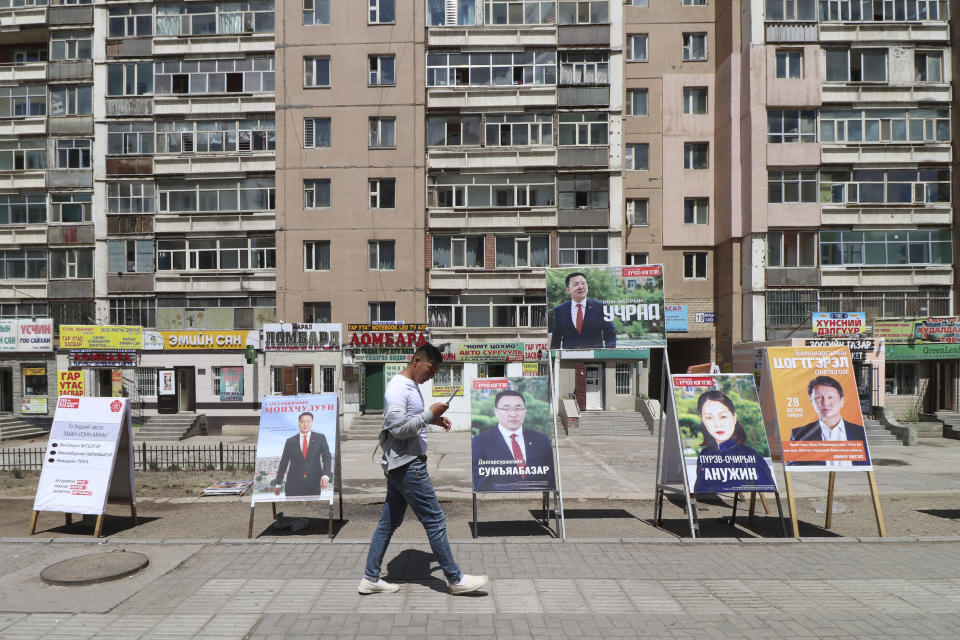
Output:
(615, 362), (632, 395)
(23, 366), (47, 396)
(885, 363), (917, 396)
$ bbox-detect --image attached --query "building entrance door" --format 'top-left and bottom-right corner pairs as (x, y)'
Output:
(585, 365), (602, 410)
(0, 368), (11, 412)
(176, 367), (196, 412)
(364, 364), (384, 412)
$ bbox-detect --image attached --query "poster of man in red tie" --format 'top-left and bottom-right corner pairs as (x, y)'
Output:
(471, 377), (555, 492)
(251, 394), (338, 504)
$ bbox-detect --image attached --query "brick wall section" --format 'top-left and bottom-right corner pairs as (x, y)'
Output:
(105, 41), (121, 58)
(550, 231), (559, 268)
(424, 233), (431, 293)
(484, 233), (496, 269)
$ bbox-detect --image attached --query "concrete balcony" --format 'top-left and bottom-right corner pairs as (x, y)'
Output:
(766, 267), (820, 287)
(820, 265), (952, 287)
(820, 143), (951, 164)
(557, 86), (609, 107)
(154, 211), (276, 234)
(47, 115), (93, 136)
(557, 146), (609, 169)
(152, 33), (274, 57)
(765, 22), (818, 43)
(47, 224), (93, 245)
(0, 171), (45, 190)
(47, 5), (91, 26)
(106, 37), (151, 59)
(427, 326), (547, 342)
(819, 21), (950, 43)
(0, 62), (46, 83)
(49, 279), (93, 299)
(0, 225), (46, 245)
(0, 280), (46, 299)
(428, 85), (556, 110)
(107, 273), (155, 293)
(0, 119), (45, 137)
(46, 169), (91, 189)
(427, 146), (556, 170)
(47, 60), (92, 82)
(428, 207), (556, 230)
(429, 269), (545, 292)
(153, 153), (275, 175)
(106, 156), (153, 176)
(152, 94), (274, 117)
(558, 206), (608, 227)
(106, 97), (153, 117)
(0, 7), (47, 29)
(427, 25), (556, 48)
(821, 83), (950, 104)
(820, 204), (952, 226)
(558, 24), (609, 47)
(154, 269), (276, 294)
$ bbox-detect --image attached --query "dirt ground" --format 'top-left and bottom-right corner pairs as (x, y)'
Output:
(3, 469), (959, 541)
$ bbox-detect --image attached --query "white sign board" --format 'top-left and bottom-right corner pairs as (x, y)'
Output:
(0, 319), (53, 352)
(32, 397), (135, 515)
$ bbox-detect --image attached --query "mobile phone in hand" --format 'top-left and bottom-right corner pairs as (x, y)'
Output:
(445, 386), (461, 404)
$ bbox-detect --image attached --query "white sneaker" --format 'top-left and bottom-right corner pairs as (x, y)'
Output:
(358, 577), (400, 594)
(449, 574), (489, 595)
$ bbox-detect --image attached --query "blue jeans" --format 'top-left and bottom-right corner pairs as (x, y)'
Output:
(363, 458), (462, 584)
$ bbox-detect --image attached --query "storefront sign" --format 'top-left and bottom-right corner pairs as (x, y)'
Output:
(141, 330), (165, 351)
(22, 367), (46, 376)
(57, 370), (84, 396)
(432, 385), (464, 397)
(159, 330), (248, 350)
(873, 320), (915, 344)
(60, 325), (142, 350)
(804, 339), (877, 362)
(263, 323), (342, 351)
(665, 305), (688, 332)
(812, 312), (866, 337)
(522, 362), (540, 376)
(913, 317), (960, 343)
(21, 397), (48, 414)
(439, 341), (548, 362)
(350, 349), (416, 363)
(0, 319), (53, 352)
(346, 323), (429, 349)
(219, 366), (244, 401)
(695, 312), (715, 324)
(886, 343), (960, 361)
(69, 350), (138, 368)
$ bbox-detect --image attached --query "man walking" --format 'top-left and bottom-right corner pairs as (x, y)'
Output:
(359, 343), (488, 595)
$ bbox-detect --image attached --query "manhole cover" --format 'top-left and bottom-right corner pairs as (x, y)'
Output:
(40, 551), (149, 586)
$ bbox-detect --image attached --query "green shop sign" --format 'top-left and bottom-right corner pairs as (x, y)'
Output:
(885, 343), (960, 361)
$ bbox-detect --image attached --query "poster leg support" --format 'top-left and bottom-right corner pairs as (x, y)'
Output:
(471, 492), (478, 539)
(729, 492), (740, 526)
(866, 471), (886, 537)
(28, 511), (38, 535)
(774, 493), (788, 537)
(759, 493), (770, 514)
(655, 488), (664, 526)
(825, 471), (837, 530)
(130, 502), (137, 526)
(247, 507), (255, 539)
(784, 471), (799, 537)
(687, 494), (700, 538)
(328, 502), (334, 539)
(747, 492), (757, 528)
(65, 513), (72, 527)
(271, 502), (277, 519)
(93, 514), (104, 538)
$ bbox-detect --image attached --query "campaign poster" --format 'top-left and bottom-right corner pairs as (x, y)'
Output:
(765, 346), (872, 471)
(545, 265), (665, 350)
(470, 377), (555, 492)
(219, 367), (244, 401)
(252, 394), (337, 504)
(158, 369), (175, 395)
(671, 374), (777, 494)
(33, 397), (134, 515)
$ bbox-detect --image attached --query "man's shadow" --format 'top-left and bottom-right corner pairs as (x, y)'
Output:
(382, 549), (487, 596)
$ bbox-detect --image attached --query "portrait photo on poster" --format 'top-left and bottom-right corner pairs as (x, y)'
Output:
(671, 374), (778, 495)
(470, 377), (556, 492)
(545, 265), (665, 350)
(765, 346), (872, 471)
(252, 394), (338, 504)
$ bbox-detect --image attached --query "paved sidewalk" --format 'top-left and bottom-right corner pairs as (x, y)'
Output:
(1, 537), (960, 638)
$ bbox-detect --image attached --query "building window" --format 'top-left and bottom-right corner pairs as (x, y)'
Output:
(627, 34), (648, 62)
(768, 169), (817, 203)
(820, 0), (947, 21)
(157, 237), (274, 271)
(157, 178), (275, 213)
(626, 89), (648, 116)
(49, 85), (92, 117)
(559, 52), (609, 85)
(559, 113), (608, 145)
(303, 301), (331, 322)
(432, 235), (485, 268)
(682, 87), (708, 115)
(51, 193), (91, 223)
(428, 173), (554, 208)
(767, 231), (817, 267)
(154, 2), (274, 35)
(369, 301), (396, 322)
(368, 240), (396, 270)
(50, 248), (93, 279)
(369, 54), (395, 86)
(106, 62), (153, 96)
(775, 49), (803, 78)
(109, 6), (153, 37)
(558, 0), (608, 23)
(369, 178), (396, 208)
(559, 174), (608, 210)
(0, 140), (46, 171)
(484, 0), (556, 24)
(428, 0), (479, 26)
(765, 290), (818, 329)
(108, 239), (154, 273)
(428, 294), (546, 328)
(768, 109), (816, 143)
(683, 143), (709, 169)
(433, 364), (463, 389)
(369, 0), (395, 23)
(684, 198), (708, 224)
(0, 194), (46, 225)
(495, 235), (549, 268)
(818, 168), (950, 205)
(426, 51), (556, 87)
(915, 51), (944, 82)
(303, 117), (331, 148)
(626, 252), (648, 265)
(885, 363), (917, 396)
(820, 229), (952, 267)
(13, 49), (45, 65)
(682, 33), (707, 61)
(50, 30), (91, 61)
(155, 58), (274, 95)
(0, 85), (46, 118)
(0, 249), (47, 279)
(683, 252), (708, 279)
(22, 366), (47, 397)
(107, 122), (154, 155)
(481, 114), (548, 146)
(56, 139), (91, 169)
(304, 240), (331, 271)
(155, 119), (275, 154)
(558, 233), (608, 265)
(819, 108), (949, 144)
(108, 181), (155, 214)
(615, 362), (632, 395)
(137, 367), (157, 395)
(304, 57), (331, 87)
(766, 0), (816, 20)
(428, 114), (482, 146)
(625, 143), (649, 170)
(304, 179), (331, 209)
(826, 48), (887, 83)
(303, 0), (329, 25)
(626, 0), (648, 5)
(626, 199), (649, 226)
(369, 117), (396, 148)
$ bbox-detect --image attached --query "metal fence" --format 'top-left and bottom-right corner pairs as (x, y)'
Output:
(0, 442), (257, 472)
